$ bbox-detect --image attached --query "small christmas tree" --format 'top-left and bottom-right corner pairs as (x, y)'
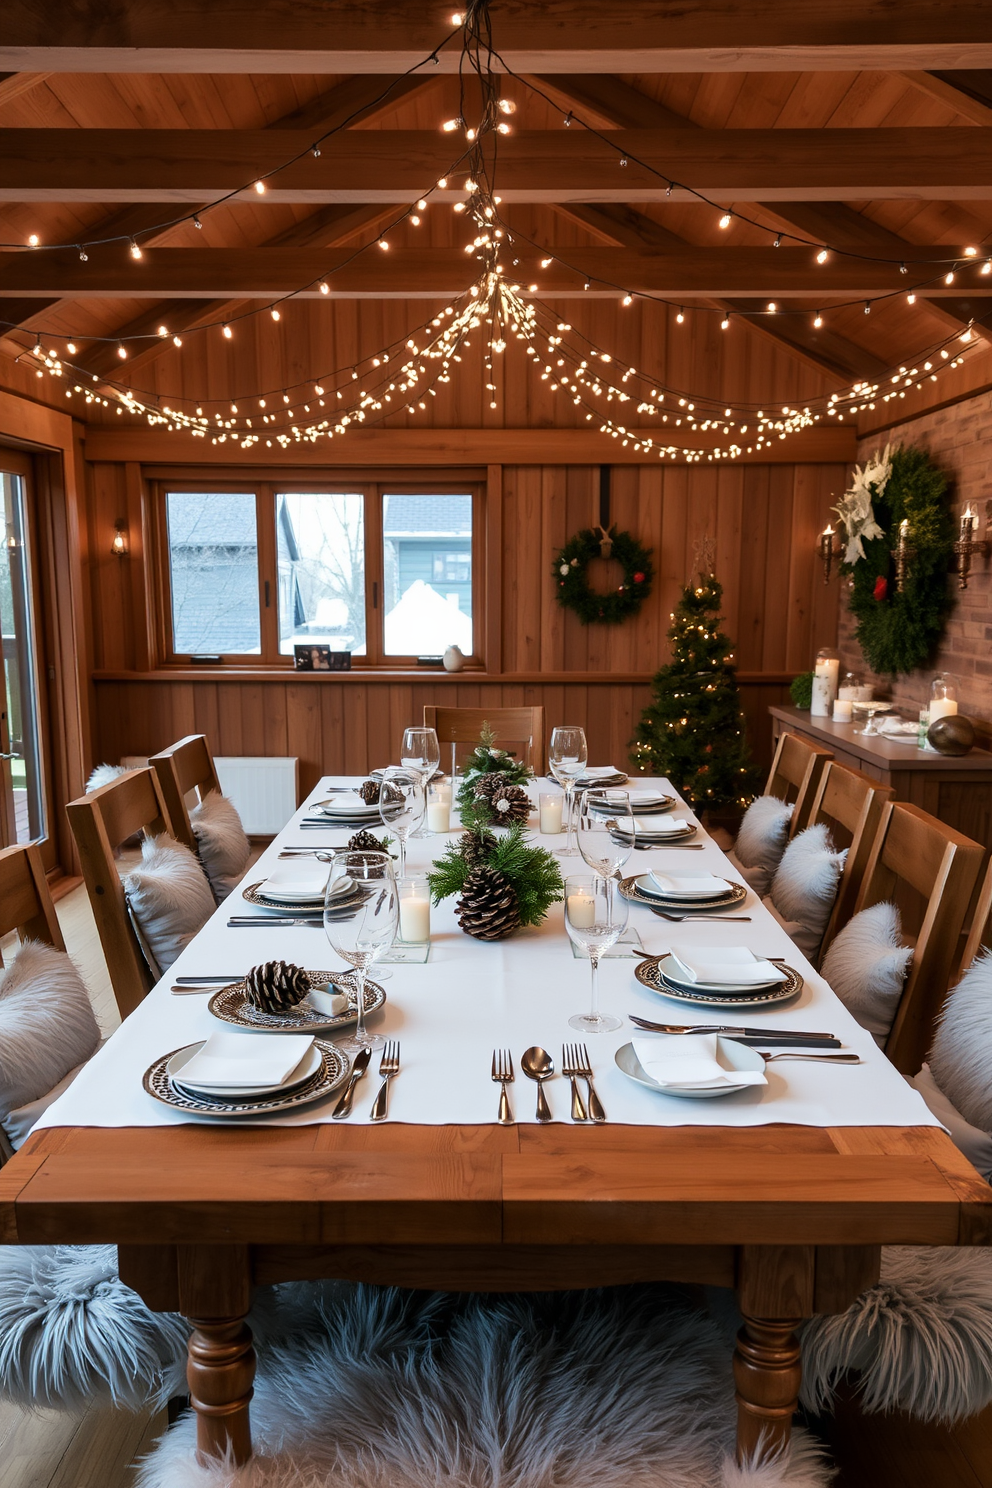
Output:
(630, 574), (760, 811)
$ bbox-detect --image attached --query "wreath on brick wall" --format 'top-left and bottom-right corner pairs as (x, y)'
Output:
(553, 525), (654, 625)
(839, 443), (955, 677)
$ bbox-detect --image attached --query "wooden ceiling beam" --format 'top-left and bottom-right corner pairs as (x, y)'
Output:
(3, 1), (992, 74)
(899, 70), (992, 125)
(6, 245), (987, 298)
(4, 128), (992, 203)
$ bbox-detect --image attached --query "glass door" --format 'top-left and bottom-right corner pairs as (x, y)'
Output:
(0, 464), (46, 847)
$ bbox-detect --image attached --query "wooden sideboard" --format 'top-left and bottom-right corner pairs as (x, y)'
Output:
(769, 705), (992, 850)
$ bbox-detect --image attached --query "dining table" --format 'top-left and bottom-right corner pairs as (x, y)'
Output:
(2, 772), (990, 1471)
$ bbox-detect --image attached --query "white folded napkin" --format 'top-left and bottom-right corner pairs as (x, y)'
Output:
(615, 815), (688, 837)
(318, 791), (376, 813)
(631, 1035), (767, 1090)
(647, 871), (733, 899)
(669, 945), (788, 986)
(876, 717), (919, 738)
(178, 1032), (314, 1090)
(260, 863), (331, 900)
(582, 765), (622, 779)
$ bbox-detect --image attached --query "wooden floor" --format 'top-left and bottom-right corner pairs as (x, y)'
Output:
(2, 873), (991, 1488)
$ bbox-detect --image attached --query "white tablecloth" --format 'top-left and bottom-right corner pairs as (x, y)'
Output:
(39, 777), (939, 1132)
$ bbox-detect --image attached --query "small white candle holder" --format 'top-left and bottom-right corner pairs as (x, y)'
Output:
(397, 875), (431, 945)
(539, 791), (563, 834)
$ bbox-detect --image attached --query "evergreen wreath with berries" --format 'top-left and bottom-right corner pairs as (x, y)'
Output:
(839, 443), (954, 677)
(553, 525), (654, 625)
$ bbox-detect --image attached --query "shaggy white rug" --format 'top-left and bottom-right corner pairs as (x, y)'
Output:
(135, 1284), (832, 1488)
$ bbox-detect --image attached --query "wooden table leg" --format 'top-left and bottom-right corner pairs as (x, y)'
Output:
(177, 1244), (255, 1466)
(733, 1244), (814, 1465)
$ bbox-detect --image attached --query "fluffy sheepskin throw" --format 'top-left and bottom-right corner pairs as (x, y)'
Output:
(191, 791), (250, 903)
(0, 941), (100, 1117)
(929, 947), (992, 1133)
(135, 1283), (831, 1488)
(728, 796), (794, 897)
(123, 834), (216, 976)
(802, 1245), (992, 1423)
(819, 901), (912, 1044)
(912, 1065), (992, 1183)
(0, 1245), (189, 1411)
(85, 762), (130, 793)
(764, 825), (846, 959)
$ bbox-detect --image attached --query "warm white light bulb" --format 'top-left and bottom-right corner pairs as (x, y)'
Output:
(417, 199), (427, 210)
(676, 309), (684, 324)
(254, 179), (266, 194)
(496, 122), (510, 134)
(907, 292), (916, 304)
(965, 246), (978, 256)
(813, 313), (823, 328)
(945, 271), (955, 284)
(319, 281), (329, 294)
(129, 238), (142, 259)
(767, 301), (776, 313)
(442, 119), (459, 132)
(451, 11), (463, 22)
(117, 343), (127, 359)
(721, 317), (730, 329)
(27, 233), (39, 247)
(67, 341), (77, 354)
(718, 212), (732, 229)
(172, 335), (182, 346)
(271, 308), (281, 320)
(816, 248), (828, 264)
(378, 238), (389, 250)
(222, 324), (232, 338)
(622, 294), (633, 306)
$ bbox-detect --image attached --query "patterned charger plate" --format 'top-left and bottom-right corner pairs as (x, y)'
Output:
(612, 821), (697, 844)
(618, 876), (748, 911)
(208, 970), (386, 1033)
(634, 956), (803, 1008)
(143, 1037), (350, 1117)
(241, 881), (367, 915)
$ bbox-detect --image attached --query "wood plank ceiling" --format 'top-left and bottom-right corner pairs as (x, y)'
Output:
(1, 3), (991, 437)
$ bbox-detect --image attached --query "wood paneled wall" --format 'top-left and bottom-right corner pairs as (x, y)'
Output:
(87, 455), (843, 795)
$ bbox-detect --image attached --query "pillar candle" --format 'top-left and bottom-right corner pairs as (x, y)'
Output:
(811, 656), (841, 717)
(832, 699), (853, 722)
(567, 894), (596, 929)
(427, 801), (451, 832)
(929, 696), (958, 723)
(539, 793), (563, 834)
(399, 895), (431, 943)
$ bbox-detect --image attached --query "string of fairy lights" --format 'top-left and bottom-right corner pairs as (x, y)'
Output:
(5, 0), (991, 460)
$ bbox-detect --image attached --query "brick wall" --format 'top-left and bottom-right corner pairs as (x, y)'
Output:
(839, 388), (992, 725)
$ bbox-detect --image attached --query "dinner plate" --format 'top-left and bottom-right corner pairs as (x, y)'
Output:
(619, 876), (748, 911)
(615, 1038), (766, 1099)
(655, 952), (786, 995)
(634, 956), (802, 1008)
(208, 971), (386, 1033)
(169, 1041), (322, 1099)
(255, 874), (353, 906)
(611, 821), (697, 843)
(241, 880), (367, 914)
(143, 1038), (350, 1117)
(589, 793), (674, 815)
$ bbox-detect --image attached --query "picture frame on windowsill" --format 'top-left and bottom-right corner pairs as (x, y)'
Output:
(294, 645), (352, 671)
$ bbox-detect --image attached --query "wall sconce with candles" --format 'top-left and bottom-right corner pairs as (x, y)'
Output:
(111, 519), (129, 558)
(818, 522), (842, 584)
(953, 500), (992, 589)
(891, 517), (917, 594)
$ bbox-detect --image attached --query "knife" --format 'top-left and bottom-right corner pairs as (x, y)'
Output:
(332, 1047), (373, 1118)
(628, 1015), (838, 1041)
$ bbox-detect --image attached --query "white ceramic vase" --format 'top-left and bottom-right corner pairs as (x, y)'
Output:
(443, 645), (466, 672)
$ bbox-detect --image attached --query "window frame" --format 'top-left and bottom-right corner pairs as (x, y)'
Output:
(151, 475), (487, 671)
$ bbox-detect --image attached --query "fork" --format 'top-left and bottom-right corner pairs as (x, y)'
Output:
(572, 1043), (607, 1123)
(369, 1040), (401, 1121)
(491, 1048), (514, 1125)
(561, 1044), (589, 1122)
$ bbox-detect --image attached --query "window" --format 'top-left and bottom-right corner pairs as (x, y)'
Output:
(157, 479), (483, 668)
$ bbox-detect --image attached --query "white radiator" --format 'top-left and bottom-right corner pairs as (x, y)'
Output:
(214, 756), (299, 835)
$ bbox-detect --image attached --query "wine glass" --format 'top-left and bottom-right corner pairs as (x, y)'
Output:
(577, 788), (635, 883)
(401, 726), (441, 837)
(549, 725), (588, 857)
(563, 875), (626, 1033)
(324, 850), (398, 1053)
(378, 766), (424, 877)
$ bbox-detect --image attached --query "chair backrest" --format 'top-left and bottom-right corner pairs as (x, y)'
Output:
(150, 734), (222, 854)
(808, 761), (893, 963)
(65, 767), (175, 1019)
(765, 730), (833, 836)
(0, 842), (65, 958)
(957, 856), (992, 980)
(854, 801), (984, 1075)
(423, 705), (546, 776)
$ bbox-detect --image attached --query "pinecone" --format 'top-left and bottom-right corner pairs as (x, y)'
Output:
(348, 828), (389, 853)
(456, 866), (521, 941)
(473, 771), (532, 825)
(358, 779), (381, 805)
(244, 960), (311, 1014)
(461, 829), (498, 867)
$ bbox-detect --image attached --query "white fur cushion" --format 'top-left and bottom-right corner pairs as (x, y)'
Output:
(912, 1064), (992, 1184)
(820, 901), (913, 1044)
(85, 762), (129, 793)
(929, 948), (992, 1134)
(0, 941), (100, 1119)
(123, 835), (215, 977)
(190, 790), (250, 902)
(765, 824), (846, 959)
(730, 795), (794, 896)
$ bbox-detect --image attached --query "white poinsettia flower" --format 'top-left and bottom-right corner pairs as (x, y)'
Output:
(560, 563), (570, 575)
(833, 441), (892, 563)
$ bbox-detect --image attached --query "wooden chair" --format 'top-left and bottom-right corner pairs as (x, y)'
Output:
(66, 767), (176, 1020)
(957, 856), (992, 980)
(808, 762), (893, 964)
(766, 730), (833, 837)
(854, 802), (984, 1075)
(0, 842), (65, 959)
(150, 734), (223, 855)
(423, 705), (545, 776)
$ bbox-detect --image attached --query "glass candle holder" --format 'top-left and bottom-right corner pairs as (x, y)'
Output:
(397, 875), (431, 944)
(426, 779), (452, 833)
(930, 672), (958, 723)
(539, 792), (563, 834)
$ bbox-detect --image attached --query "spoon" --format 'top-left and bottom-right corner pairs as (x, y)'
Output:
(521, 1046), (555, 1122)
